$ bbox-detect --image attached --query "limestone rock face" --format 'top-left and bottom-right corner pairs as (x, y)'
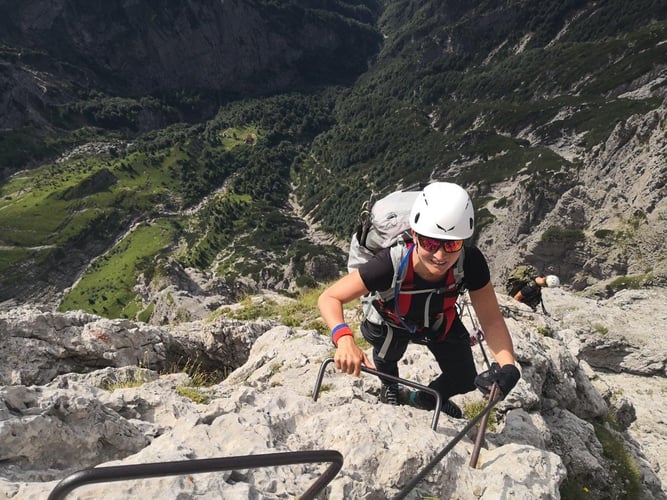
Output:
(0, 306), (275, 386)
(478, 99), (667, 291)
(1, 288), (666, 499)
(0, 381), (150, 482)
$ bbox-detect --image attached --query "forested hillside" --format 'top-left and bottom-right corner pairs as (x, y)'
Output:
(295, 0), (666, 234)
(0, 0), (665, 319)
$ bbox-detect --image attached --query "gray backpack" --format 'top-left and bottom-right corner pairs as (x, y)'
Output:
(347, 187), (421, 272)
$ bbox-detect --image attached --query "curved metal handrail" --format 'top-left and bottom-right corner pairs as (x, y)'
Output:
(47, 449), (343, 500)
(312, 358), (443, 430)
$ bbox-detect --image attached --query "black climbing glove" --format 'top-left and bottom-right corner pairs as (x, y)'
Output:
(475, 362), (521, 398)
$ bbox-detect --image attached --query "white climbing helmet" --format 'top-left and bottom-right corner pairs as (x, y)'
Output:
(410, 182), (475, 240)
(545, 275), (561, 287)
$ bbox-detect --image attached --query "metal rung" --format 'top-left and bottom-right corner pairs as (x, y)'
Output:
(48, 450), (343, 500)
(312, 358), (443, 430)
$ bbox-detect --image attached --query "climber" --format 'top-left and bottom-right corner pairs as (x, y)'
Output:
(505, 265), (560, 313)
(318, 182), (521, 418)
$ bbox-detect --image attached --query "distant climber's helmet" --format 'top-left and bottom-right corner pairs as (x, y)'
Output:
(545, 275), (561, 288)
(410, 182), (474, 240)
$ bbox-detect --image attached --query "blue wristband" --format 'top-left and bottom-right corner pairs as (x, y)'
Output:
(331, 323), (353, 346)
(331, 323), (349, 336)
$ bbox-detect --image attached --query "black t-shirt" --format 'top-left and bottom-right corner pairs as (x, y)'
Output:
(358, 245), (490, 329)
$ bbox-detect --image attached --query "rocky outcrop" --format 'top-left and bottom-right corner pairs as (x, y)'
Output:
(1, 288), (665, 499)
(480, 98), (667, 290)
(0, 306), (276, 386)
(133, 258), (241, 326)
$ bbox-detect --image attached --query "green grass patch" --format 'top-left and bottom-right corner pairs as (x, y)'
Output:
(594, 229), (615, 239)
(59, 220), (178, 318)
(593, 423), (642, 499)
(592, 323), (609, 335)
(213, 282), (366, 337)
(474, 207), (496, 241)
(0, 175), (87, 247)
(537, 326), (555, 337)
(102, 368), (155, 392)
(136, 303), (155, 323)
(176, 386), (210, 404)
(174, 358), (228, 403)
(0, 157), (141, 248)
(220, 285), (330, 335)
(606, 273), (651, 293)
(102, 358), (225, 405)
(354, 334), (372, 350)
(541, 226), (586, 243)
(463, 399), (497, 431)
(219, 126), (259, 148)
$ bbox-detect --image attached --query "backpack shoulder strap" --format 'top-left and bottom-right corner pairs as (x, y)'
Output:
(390, 239), (411, 288)
(373, 240), (412, 303)
(362, 240), (412, 324)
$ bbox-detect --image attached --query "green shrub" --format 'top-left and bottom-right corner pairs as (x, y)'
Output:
(592, 323), (608, 335)
(102, 367), (155, 391)
(537, 326), (555, 337)
(137, 303), (155, 323)
(594, 229), (615, 239)
(474, 207), (496, 240)
(541, 226), (585, 243)
(493, 196), (508, 208)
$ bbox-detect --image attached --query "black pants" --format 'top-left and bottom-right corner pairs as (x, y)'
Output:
(361, 315), (478, 401)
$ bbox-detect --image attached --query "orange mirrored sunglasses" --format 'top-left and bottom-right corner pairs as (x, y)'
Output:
(416, 234), (464, 253)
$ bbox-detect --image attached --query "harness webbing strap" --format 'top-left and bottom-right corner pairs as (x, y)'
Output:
(393, 245), (418, 333)
(423, 293), (433, 328)
(378, 325), (394, 359)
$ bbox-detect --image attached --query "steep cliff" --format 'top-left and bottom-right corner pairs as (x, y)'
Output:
(0, 0), (382, 130)
(478, 99), (667, 291)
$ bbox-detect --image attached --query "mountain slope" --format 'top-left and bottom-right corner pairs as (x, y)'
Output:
(294, 0), (667, 288)
(0, 0), (665, 318)
(0, 0), (383, 172)
(0, 0), (382, 95)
